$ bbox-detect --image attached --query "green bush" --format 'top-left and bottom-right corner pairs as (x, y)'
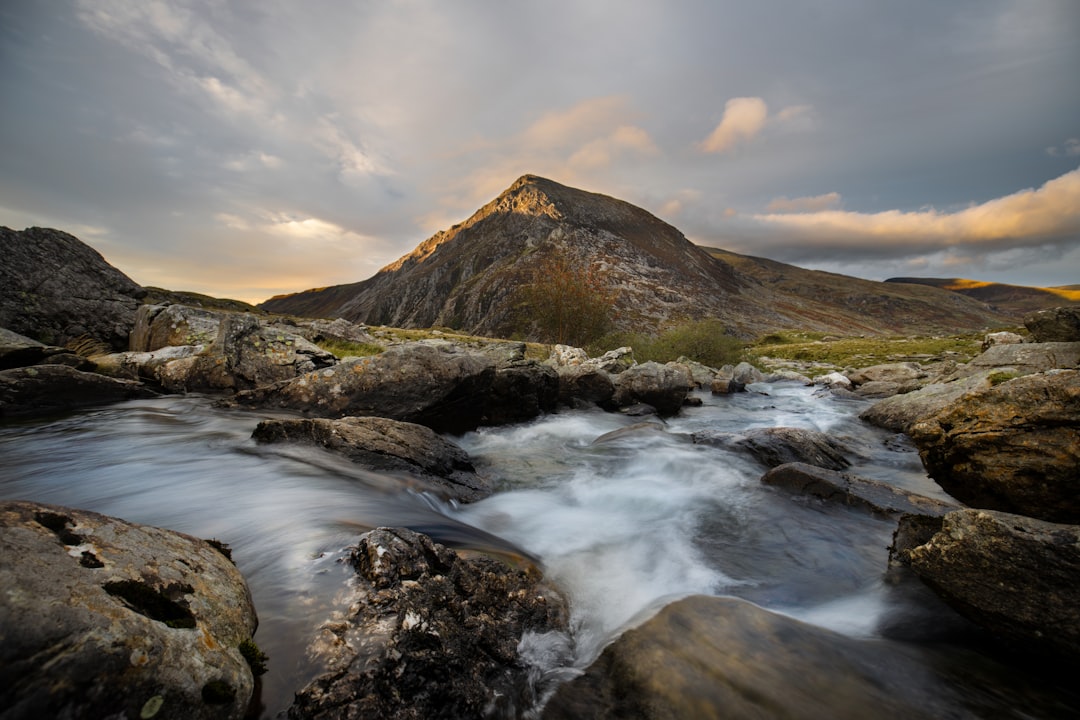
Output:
(589, 319), (743, 367)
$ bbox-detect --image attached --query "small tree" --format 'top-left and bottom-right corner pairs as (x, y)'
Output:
(519, 252), (617, 346)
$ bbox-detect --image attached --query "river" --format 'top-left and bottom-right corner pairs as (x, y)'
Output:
(1, 383), (1076, 717)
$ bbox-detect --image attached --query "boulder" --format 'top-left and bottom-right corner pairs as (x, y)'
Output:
(709, 376), (745, 394)
(0, 327), (70, 370)
(0, 364), (154, 419)
(1025, 306), (1080, 343)
(956, 341), (1080, 377)
(129, 303), (222, 351)
(281, 317), (381, 347)
(0, 500), (259, 720)
(814, 371), (853, 390)
(982, 331), (1025, 350)
(731, 361), (765, 385)
(251, 416), (493, 502)
(610, 361), (689, 416)
(548, 344), (589, 366)
(555, 364), (615, 408)
(542, 595), (979, 720)
(485, 360), (559, 426)
(859, 370), (996, 433)
(908, 369), (1080, 523)
(289, 527), (570, 720)
(212, 313), (337, 390)
(0, 226), (146, 350)
(761, 462), (961, 517)
(232, 341), (497, 433)
(92, 345), (208, 385)
(674, 356), (718, 388)
(693, 427), (852, 471)
(903, 509), (1080, 660)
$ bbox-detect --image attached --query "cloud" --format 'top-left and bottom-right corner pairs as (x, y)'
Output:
(738, 166), (1080, 261)
(700, 97), (768, 153)
(1047, 138), (1080, 157)
(765, 192), (842, 213)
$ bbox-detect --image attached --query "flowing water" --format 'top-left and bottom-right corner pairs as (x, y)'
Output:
(1, 384), (1076, 718)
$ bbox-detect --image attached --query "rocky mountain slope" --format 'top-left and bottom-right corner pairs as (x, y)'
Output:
(885, 277), (1080, 316)
(263, 175), (1017, 339)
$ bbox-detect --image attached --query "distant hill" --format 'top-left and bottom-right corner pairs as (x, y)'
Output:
(261, 175), (1018, 339)
(884, 277), (1080, 316)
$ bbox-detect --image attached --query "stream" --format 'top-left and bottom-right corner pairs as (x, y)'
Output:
(1, 382), (1077, 718)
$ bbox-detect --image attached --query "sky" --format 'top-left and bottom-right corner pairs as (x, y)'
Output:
(1, 0), (1078, 304)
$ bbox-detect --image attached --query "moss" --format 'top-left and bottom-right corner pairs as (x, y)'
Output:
(239, 638), (269, 676)
(205, 538), (234, 563)
(988, 370), (1020, 386)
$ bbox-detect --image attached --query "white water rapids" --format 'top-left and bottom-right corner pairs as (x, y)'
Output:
(1, 383), (1074, 717)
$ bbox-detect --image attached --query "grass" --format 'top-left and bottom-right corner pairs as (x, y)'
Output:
(747, 331), (988, 375)
(315, 338), (386, 358)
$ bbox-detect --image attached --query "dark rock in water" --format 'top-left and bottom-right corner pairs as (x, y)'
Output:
(485, 360), (559, 426)
(709, 376), (745, 394)
(0, 364), (153, 419)
(903, 508), (1080, 661)
(761, 462), (960, 517)
(542, 595), (997, 720)
(289, 527), (570, 720)
(0, 327), (71, 370)
(0, 226), (145, 350)
(0, 500), (259, 720)
(252, 416), (493, 502)
(555, 363), (615, 408)
(694, 426), (852, 470)
(610, 361), (689, 416)
(909, 369), (1080, 523)
(1025, 306), (1080, 342)
(232, 341), (497, 433)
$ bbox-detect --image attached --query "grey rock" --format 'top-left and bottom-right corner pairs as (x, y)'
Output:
(485, 360), (559, 426)
(954, 340), (1080, 377)
(252, 416), (493, 502)
(0, 364), (154, 419)
(731, 360), (765, 385)
(611, 361), (689, 416)
(904, 508), (1080, 660)
(859, 371), (996, 433)
(1025, 306), (1080, 342)
(694, 427), (852, 471)
(0, 226), (145, 350)
(129, 303), (222, 351)
(761, 462), (961, 517)
(981, 331), (1025, 350)
(556, 363), (615, 408)
(0, 500), (259, 720)
(289, 527), (569, 720)
(0, 327), (70, 370)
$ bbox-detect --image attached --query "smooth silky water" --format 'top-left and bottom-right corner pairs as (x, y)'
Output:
(1, 385), (1076, 717)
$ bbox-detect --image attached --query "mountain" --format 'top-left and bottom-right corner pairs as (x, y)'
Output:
(885, 277), (1080, 316)
(261, 175), (1017, 339)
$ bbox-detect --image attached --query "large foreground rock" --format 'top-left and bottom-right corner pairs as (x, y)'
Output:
(0, 500), (259, 720)
(0, 364), (154, 419)
(0, 226), (146, 350)
(859, 371), (997, 433)
(252, 416), (493, 502)
(233, 341), (497, 433)
(909, 369), (1080, 523)
(543, 595), (1010, 720)
(290, 527), (570, 720)
(903, 509), (1080, 660)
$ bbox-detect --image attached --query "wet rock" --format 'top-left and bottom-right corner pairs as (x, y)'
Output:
(0, 364), (154, 419)
(908, 369), (1080, 523)
(761, 462), (960, 517)
(709, 375), (745, 394)
(252, 416), (493, 502)
(0, 500), (259, 720)
(694, 427), (852, 470)
(233, 341), (497, 433)
(1025, 306), (1080, 343)
(611, 361), (689, 416)
(0, 327), (71, 369)
(0, 226), (146, 350)
(904, 508), (1080, 660)
(485, 360), (559, 426)
(542, 595), (974, 720)
(290, 527), (570, 720)
(555, 363), (615, 408)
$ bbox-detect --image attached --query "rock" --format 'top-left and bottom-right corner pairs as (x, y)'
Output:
(693, 427), (852, 471)
(213, 313), (338, 390)
(761, 462), (961, 517)
(859, 370), (997, 433)
(764, 369), (813, 385)
(814, 371), (853, 390)
(611, 361), (689, 416)
(904, 508), (1080, 660)
(129, 303), (223, 351)
(542, 595), (975, 720)
(674, 356), (718, 388)
(588, 346), (636, 374)
(0, 327), (70, 369)
(555, 363), (615, 408)
(285, 317), (381, 347)
(289, 527), (570, 720)
(252, 416), (493, 502)
(709, 376), (745, 394)
(0, 364), (154, 419)
(908, 369), (1080, 523)
(731, 360), (765, 385)
(853, 380), (907, 398)
(957, 341), (1080, 377)
(548, 344), (589, 366)
(92, 345), (208, 385)
(232, 341), (497, 433)
(485, 360), (559, 426)
(982, 331), (1025, 350)
(0, 500), (259, 720)
(1025, 306), (1080, 342)
(845, 362), (928, 398)
(0, 226), (146, 350)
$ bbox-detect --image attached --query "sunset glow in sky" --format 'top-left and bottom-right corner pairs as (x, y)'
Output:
(2, 1), (1078, 303)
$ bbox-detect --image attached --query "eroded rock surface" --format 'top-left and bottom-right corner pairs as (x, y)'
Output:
(0, 500), (259, 720)
(0, 364), (153, 419)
